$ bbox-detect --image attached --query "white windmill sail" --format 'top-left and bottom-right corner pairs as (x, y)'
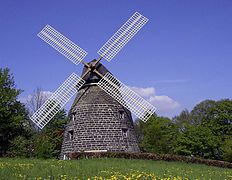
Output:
(38, 25), (87, 65)
(33, 11), (154, 130)
(30, 73), (85, 129)
(97, 12), (148, 62)
(97, 72), (156, 122)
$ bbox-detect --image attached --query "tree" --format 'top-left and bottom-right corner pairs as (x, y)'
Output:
(190, 100), (216, 125)
(37, 109), (68, 159)
(9, 110), (67, 159)
(174, 125), (221, 159)
(26, 88), (68, 158)
(137, 115), (178, 154)
(26, 87), (48, 116)
(221, 137), (232, 162)
(204, 99), (232, 138)
(134, 118), (147, 144)
(0, 68), (28, 156)
(8, 135), (34, 158)
(173, 99), (232, 160)
(172, 109), (191, 132)
(9, 87), (68, 158)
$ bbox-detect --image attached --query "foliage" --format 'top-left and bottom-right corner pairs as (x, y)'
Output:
(172, 99), (232, 160)
(33, 133), (59, 159)
(27, 89), (68, 159)
(1, 67), (232, 163)
(34, 109), (68, 159)
(0, 158), (231, 179)
(137, 115), (178, 154)
(70, 152), (232, 168)
(0, 68), (28, 156)
(190, 100), (216, 125)
(135, 99), (232, 162)
(8, 135), (34, 158)
(222, 137), (232, 162)
(172, 109), (191, 132)
(9, 109), (67, 159)
(173, 125), (221, 159)
(205, 99), (232, 138)
(3, 79), (68, 159)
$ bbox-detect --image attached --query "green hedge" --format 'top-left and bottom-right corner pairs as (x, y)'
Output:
(70, 152), (232, 169)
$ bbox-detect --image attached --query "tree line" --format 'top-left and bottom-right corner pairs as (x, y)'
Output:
(0, 68), (67, 158)
(0, 67), (231, 162)
(135, 100), (232, 162)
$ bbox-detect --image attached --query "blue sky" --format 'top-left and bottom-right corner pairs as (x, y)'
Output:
(0, 0), (232, 118)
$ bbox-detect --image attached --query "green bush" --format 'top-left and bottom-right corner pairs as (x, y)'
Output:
(70, 151), (232, 169)
(33, 134), (58, 159)
(8, 136), (34, 158)
(222, 138), (232, 162)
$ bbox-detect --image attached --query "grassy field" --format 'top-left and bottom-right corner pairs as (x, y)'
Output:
(0, 158), (231, 180)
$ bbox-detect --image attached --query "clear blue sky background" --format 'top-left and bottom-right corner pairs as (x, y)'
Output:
(0, 0), (231, 118)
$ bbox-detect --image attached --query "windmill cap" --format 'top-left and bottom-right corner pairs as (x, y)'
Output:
(81, 59), (110, 84)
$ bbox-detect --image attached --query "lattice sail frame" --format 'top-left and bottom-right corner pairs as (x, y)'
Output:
(97, 72), (156, 122)
(30, 73), (85, 129)
(38, 25), (87, 65)
(97, 12), (149, 62)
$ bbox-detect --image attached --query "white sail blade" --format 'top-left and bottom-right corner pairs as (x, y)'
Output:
(97, 72), (156, 122)
(30, 73), (85, 129)
(97, 12), (148, 62)
(38, 25), (87, 65)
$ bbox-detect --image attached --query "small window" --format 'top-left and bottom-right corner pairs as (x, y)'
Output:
(63, 154), (70, 160)
(119, 110), (125, 119)
(63, 154), (67, 160)
(68, 130), (74, 140)
(71, 113), (75, 121)
(122, 128), (128, 138)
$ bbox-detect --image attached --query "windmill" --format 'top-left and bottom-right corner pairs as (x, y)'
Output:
(31, 12), (156, 159)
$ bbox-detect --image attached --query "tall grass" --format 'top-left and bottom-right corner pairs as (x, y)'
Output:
(0, 158), (231, 179)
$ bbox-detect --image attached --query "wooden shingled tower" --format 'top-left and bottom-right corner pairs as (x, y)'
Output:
(30, 12), (156, 160)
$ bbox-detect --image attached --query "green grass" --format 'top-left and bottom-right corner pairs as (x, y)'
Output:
(0, 158), (231, 180)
